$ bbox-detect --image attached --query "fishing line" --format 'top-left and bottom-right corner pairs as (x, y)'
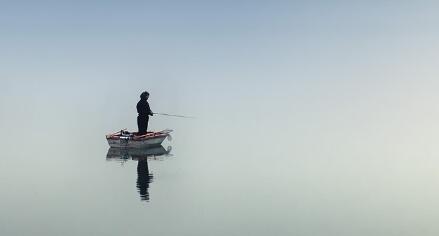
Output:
(153, 113), (196, 119)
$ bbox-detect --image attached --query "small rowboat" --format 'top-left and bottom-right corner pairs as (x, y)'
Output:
(106, 129), (172, 148)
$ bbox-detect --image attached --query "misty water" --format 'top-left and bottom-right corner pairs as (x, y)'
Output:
(1, 79), (439, 236)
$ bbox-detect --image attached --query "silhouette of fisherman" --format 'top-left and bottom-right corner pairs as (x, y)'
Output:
(137, 160), (153, 201)
(137, 91), (153, 135)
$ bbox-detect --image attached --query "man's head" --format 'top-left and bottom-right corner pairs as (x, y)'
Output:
(140, 91), (150, 100)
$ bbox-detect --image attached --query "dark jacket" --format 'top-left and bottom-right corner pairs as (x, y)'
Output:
(136, 99), (153, 117)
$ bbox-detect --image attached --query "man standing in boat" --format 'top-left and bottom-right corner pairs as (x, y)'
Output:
(137, 91), (153, 135)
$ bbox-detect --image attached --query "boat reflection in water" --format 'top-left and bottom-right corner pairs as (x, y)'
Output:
(106, 145), (172, 202)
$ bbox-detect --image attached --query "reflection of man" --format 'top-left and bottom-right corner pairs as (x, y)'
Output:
(137, 160), (153, 201)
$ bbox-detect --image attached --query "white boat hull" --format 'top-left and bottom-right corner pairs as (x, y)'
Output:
(106, 129), (172, 148)
(107, 136), (166, 148)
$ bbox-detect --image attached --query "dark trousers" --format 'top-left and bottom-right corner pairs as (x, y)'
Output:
(137, 115), (149, 135)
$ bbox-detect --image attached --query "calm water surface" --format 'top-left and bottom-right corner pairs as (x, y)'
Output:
(1, 92), (439, 236)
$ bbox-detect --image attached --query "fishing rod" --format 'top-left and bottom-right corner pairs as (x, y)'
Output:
(153, 113), (196, 119)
